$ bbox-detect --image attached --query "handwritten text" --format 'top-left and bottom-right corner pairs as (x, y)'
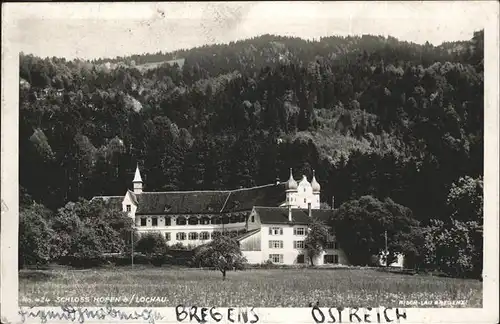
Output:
(311, 306), (407, 323)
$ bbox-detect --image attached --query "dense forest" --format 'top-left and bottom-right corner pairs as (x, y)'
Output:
(19, 31), (484, 276)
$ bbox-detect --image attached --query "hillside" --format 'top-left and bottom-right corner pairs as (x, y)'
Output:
(19, 31), (484, 225)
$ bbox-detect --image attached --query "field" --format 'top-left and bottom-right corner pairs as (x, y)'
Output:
(19, 266), (482, 308)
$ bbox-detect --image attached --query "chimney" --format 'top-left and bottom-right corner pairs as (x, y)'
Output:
(288, 204), (292, 222)
(308, 202), (312, 217)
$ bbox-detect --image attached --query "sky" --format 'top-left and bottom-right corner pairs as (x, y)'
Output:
(5, 1), (493, 60)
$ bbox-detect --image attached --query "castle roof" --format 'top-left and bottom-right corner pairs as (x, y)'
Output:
(311, 170), (320, 193)
(90, 196), (123, 210)
(127, 183), (286, 215)
(285, 168), (298, 191)
(253, 206), (334, 225)
(133, 165), (142, 183)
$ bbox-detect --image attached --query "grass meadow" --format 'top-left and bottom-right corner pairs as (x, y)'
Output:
(19, 266), (482, 308)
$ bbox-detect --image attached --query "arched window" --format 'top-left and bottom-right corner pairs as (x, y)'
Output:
(176, 232), (186, 240)
(176, 217), (187, 225)
(222, 215), (229, 224)
(200, 217), (211, 225)
(188, 232), (198, 240)
(188, 217), (199, 225)
(239, 214), (246, 222)
(229, 215), (238, 223)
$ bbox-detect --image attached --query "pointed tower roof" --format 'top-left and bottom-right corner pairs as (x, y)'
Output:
(133, 164), (142, 183)
(311, 169), (321, 193)
(285, 168), (298, 191)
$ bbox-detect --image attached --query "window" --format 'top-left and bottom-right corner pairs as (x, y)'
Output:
(211, 231), (221, 239)
(176, 217), (187, 225)
(293, 241), (304, 249)
(324, 255), (339, 264)
(126, 205), (131, 212)
(293, 227), (306, 236)
(269, 240), (283, 249)
(251, 216), (255, 222)
(326, 241), (338, 249)
(297, 254), (305, 264)
(304, 198), (306, 203)
(140, 218), (147, 226)
(188, 217), (199, 225)
(152, 217), (158, 227)
(164, 217), (171, 226)
(200, 232), (210, 240)
(304, 188), (306, 192)
(165, 233), (171, 241)
(269, 227), (283, 235)
(176, 232), (186, 241)
(189, 232), (198, 240)
(269, 254), (283, 264)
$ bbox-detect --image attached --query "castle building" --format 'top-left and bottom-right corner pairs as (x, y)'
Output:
(92, 165), (349, 265)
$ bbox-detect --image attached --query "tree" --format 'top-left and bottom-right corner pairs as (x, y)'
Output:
(19, 203), (57, 267)
(446, 176), (483, 223)
(135, 232), (167, 257)
(304, 218), (329, 266)
(192, 234), (247, 280)
(332, 196), (420, 266)
(69, 226), (105, 267)
(421, 219), (481, 278)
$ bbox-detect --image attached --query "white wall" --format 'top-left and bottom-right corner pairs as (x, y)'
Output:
(122, 191), (137, 221)
(260, 224), (310, 264)
(249, 224), (349, 265)
(242, 251), (262, 264)
(378, 252), (405, 268)
(136, 221), (247, 247)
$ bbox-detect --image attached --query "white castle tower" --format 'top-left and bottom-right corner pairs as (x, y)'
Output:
(283, 168), (321, 210)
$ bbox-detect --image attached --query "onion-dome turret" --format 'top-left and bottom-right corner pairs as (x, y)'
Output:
(285, 168), (298, 191)
(311, 170), (321, 193)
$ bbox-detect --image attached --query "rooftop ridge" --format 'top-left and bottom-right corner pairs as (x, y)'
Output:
(92, 195), (124, 198)
(138, 182), (282, 195)
(140, 190), (231, 194)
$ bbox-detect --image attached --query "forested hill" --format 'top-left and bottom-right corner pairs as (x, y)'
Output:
(19, 31), (484, 225)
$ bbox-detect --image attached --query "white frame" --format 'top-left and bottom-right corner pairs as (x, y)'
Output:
(2, 3), (499, 324)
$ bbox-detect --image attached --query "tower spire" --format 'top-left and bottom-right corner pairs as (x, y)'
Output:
(133, 164), (143, 194)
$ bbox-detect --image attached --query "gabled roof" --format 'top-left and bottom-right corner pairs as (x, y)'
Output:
(254, 206), (334, 225)
(90, 196), (123, 210)
(221, 183), (286, 213)
(127, 190), (138, 205)
(235, 228), (261, 241)
(130, 183), (286, 215)
(134, 190), (229, 215)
